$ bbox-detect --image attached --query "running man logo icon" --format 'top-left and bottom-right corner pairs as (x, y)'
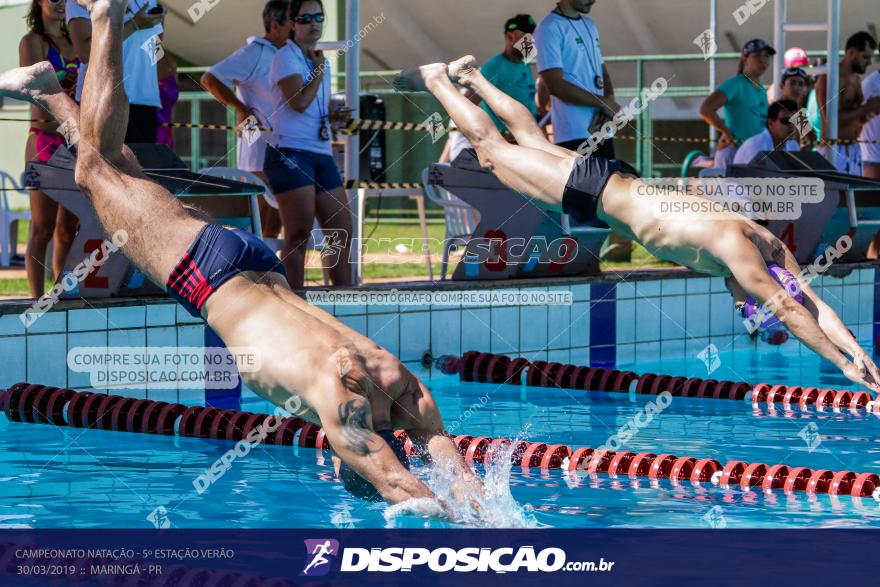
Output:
(798, 422), (822, 452)
(697, 344), (721, 375)
(300, 539), (340, 577)
(146, 506), (171, 529)
(702, 505), (727, 528)
(515, 33), (538, 64)
(693, 29), (718, 60)
(789, 108), (812, 138)
(423, 112), (447, 143)
(141, 34), (165, 66)
(238, 114), (262, 147)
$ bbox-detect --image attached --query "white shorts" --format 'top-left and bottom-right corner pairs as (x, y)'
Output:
(861, 124), (880, 165)
(236, 137), (268, 173)
(820, 144), (862, 175)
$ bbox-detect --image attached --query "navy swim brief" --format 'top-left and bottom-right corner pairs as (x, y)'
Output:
(166, 223), (287, 318)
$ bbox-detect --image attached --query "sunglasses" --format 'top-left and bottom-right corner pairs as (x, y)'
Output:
(778, 117), (793, 124)
(48, 0), (64, 4)
(294, 12), (325, 24)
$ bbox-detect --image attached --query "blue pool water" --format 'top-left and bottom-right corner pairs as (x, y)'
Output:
(2, 341), (880, 529)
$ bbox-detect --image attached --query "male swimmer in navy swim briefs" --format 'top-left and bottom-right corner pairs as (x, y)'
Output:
(0, 0), (483, 508)
(396, 56), (880, 393)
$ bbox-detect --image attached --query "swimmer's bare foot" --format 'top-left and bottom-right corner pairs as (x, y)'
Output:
(393, 63), (449, 92)
(447, 55), (480, 86)
(0, 62), (64, 107)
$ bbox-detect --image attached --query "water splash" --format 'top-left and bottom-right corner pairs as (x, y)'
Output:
(384, 434), (542, 528)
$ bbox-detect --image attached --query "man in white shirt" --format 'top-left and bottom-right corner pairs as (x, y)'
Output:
(861, 69), (880, 179)
(200, 0), (292, 238)
(66, 0), (164, 143)
(732, 100), (801, 165)
(534, 0), (619, 158)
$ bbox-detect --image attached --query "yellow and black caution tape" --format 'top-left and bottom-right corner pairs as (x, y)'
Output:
(5, 116), (880, 146)
(344, 180), (423, 190)
(341, 119), (455, 134)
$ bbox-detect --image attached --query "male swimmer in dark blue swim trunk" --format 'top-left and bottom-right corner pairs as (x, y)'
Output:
(397, 56), (880, 393)
(0, 0), (483, 509)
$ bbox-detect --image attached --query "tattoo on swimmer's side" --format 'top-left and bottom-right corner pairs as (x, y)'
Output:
(338, 399), (374, 455)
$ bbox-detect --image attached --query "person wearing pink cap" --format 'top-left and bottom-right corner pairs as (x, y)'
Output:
(785, 47), (809, 69)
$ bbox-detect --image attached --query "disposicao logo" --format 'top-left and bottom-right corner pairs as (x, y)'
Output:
(300, 539), (340, 577)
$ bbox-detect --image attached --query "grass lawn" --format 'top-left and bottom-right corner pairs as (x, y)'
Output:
(2, 220), (668, 297)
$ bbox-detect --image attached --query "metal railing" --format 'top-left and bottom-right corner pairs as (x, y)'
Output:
(175, 49), (838, 177)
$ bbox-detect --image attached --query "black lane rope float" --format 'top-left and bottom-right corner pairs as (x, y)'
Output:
(436, 351), (878, 412)
(2, 382), (878, 499)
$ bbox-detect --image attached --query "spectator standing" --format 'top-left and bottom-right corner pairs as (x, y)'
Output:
(20, 0), (79, 298)
(201, 0), (292, 239)
(780, 67), (808, 109)
(534, 0), (620, 158)
(700, 39), (773, 169)
(66, 0), (164, 142)
(815, 32), (880, 175)
(861, 69), (880, 179)
(263, 0), (353, 288)
(155, 35), (178, 150)
(478, 14), (538, 138)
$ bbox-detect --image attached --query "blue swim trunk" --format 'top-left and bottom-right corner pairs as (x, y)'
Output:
(562, 157), (640, 224)
(166, 223), (287, 318)
(263, 146), (344, 194)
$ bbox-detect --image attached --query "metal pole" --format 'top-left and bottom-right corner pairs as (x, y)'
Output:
(826, 0), (840, 143)
(772, 0), (786, 102)
(344, 0), (361, 284)
(635, 59), (644, 173)
(709, 0), (717, 149)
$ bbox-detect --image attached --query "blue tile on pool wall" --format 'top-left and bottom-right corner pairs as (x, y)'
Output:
(590, 282), (616, 367)
(28, 333), (67, 388)
(0, 336), (26, 387)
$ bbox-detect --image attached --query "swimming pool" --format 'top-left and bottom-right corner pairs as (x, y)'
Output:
(2, 339), (878, 530)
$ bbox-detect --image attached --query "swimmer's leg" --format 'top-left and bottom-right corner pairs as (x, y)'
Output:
(72, 0), (205, 282)
(449, 56), (573, 158)
(399, 62), (572, 208)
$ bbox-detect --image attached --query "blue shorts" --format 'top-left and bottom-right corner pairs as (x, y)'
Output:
(166, 223), (287, 318)
(263, 146), (343, 194)
(562, 157), (639, 224)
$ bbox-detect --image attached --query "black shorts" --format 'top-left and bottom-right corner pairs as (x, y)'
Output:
(166, 223), (287, 318)
(562, 157), (639, 224)
(125, 105), (158, 144)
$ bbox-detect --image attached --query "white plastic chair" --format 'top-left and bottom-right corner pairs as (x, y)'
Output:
(197, 167), (330, 286)
(421, 166), (479, 280)
(0, 171), (31, 268)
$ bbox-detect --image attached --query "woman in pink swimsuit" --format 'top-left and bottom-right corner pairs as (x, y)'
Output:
(20, 0), (80, 298)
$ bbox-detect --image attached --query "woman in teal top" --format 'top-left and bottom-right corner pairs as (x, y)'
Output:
(699, 39), (774, 168)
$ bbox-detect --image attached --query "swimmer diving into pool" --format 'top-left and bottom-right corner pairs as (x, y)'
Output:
(396, 56), (880, 393)
(0, 0), (483, 510)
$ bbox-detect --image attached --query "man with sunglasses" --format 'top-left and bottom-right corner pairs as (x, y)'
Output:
(732, 99), (801, 165)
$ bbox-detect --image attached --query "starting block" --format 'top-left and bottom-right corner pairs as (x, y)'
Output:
(26, 144), (263, 299)
(429, 150), (608, 280)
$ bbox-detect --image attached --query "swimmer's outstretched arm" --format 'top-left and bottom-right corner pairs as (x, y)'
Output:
(718, 236), (880, 392)
(308, 384), (436, 505)
(773, 245), (880, 388)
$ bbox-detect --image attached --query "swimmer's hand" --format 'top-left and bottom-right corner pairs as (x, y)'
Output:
(843, 359), (880, 394)
(849, 350), (880, 392)
(384, 497), (451, 524)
